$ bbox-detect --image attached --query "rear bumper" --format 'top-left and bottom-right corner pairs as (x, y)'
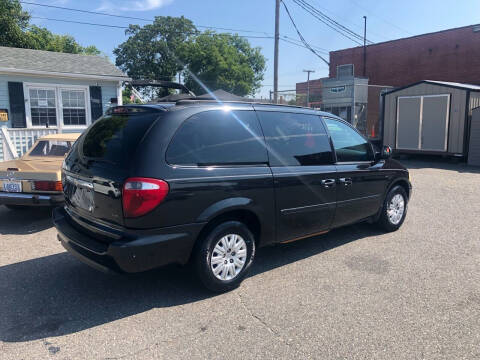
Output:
(53, 206), (205, 273)
(0, 192), (64, 206)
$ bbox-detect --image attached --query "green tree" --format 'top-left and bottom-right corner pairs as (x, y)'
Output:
(0, 0), (31, 48)
(114, 17), (266, 97)
(114, 16), (197, 81)
(182, 32), (266, 96)
(0, 0), (101, 55)
(26, 25), (101, 55)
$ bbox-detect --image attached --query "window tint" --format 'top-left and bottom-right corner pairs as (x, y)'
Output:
(81, 113), (158, 166)
(257, 111), (333, 166)
(324, 118), (373, 162)
(167, 110), (267, 166)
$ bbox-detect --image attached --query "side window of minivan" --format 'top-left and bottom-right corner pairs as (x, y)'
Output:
(324, 118), (373, 162)
(166, 110), (268, 166)
(257, 111), (334, 166)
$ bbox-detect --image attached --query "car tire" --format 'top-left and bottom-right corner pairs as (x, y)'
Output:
(377, 185), (408, 232)
(194, 221), (256, 293)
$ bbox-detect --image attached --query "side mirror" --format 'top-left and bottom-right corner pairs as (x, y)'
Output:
(374, 145), (392, 161)
(380, 145), (392, 160)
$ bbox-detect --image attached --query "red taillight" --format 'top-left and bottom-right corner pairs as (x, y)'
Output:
(122, 177), (169, 218)
(33, 181), (63, 192)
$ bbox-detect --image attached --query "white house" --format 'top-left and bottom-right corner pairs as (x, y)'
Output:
(0, 46), (130, 161)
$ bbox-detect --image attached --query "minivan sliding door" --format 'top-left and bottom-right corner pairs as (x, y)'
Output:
(256, 110), (336, 243)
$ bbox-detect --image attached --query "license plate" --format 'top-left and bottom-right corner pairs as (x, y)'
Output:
(65, 176), (94, 212)
(3, 181), (22, 193)
(70, 186), (94, 212)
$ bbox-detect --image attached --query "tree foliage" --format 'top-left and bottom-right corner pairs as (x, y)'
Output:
(182, 32), (265, 96)
(114, 17), (266, 97)
(0, 0), (101, 55)
(114, 16), (197, 81)
(0, 0), (31, 48)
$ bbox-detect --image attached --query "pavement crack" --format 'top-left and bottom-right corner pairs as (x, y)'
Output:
(237, 291), (308, 357)
(237, 292), (283, 338)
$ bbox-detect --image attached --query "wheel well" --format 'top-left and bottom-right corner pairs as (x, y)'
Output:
(195, 209), (261, 250)
(393, 179), (410, 199)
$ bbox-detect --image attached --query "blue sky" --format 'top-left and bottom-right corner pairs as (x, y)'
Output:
(24, 0), (480, 98)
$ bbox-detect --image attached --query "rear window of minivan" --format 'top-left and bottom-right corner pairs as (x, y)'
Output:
(80, 113), (159, 166)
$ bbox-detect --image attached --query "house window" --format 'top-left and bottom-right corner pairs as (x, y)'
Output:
(29, 88), (57, 126)
(61, 89), (87, 125)
(26, 84), (91, 128)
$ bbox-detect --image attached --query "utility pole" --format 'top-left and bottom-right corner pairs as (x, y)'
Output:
(274, 0), (280, 103)
(363, 16), (367, 77)
(303, 69), (315, 107)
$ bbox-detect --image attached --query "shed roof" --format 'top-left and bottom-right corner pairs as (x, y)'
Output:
(384, 80), (480, 95)
(0, 46), (129, 81)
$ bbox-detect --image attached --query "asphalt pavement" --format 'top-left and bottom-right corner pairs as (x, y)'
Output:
(0, 159), (479, 359)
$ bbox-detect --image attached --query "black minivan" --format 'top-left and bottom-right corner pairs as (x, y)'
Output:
(53, 102), (411, 292)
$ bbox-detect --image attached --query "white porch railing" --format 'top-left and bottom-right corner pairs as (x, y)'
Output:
(0, 127), (59, 161)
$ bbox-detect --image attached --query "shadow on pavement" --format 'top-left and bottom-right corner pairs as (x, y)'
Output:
(0, 222), (381, 343)
(0, 206), (54, 235)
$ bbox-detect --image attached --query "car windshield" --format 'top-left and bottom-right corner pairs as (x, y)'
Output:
(28, 140), (73, 157)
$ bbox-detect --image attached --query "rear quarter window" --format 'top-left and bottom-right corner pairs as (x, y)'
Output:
(166, 110), (267, 166)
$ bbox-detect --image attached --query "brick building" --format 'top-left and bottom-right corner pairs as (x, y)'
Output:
(295, 78), (323, 107)
(329, 24), (480, 138)
(296, 24), (480, 138)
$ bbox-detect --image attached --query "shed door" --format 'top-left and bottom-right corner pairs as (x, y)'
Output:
(420, 95), (449, 151)
(396, 97), (421, 150)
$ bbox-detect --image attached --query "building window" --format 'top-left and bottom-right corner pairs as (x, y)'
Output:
(29, 88), (57, 126)
(61, 89), (87, 125)
(26, 84), (91, 128)
(337, 64), (354, 78)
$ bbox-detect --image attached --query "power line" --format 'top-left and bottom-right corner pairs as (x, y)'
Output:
(23, 1), (334, 56)
(280, 37), (329, 55)
(280, 1), (330, 66)
(291, 0), (367, 46)
(22, 1), (333, 52)
(309, 0), (388, 42)
(294, 0), (373, 44)
(29, 16), (276, 40)
(21, 1), (267, 36)
(281, 35), (330, 54)
(346, 0), (413, 36)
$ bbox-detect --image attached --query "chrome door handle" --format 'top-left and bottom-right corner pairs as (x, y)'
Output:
(321, 179), (336, 188)
(339, 177), (353, 186)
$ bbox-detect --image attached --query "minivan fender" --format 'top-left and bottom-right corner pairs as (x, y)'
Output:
(197, 197), (254, 222)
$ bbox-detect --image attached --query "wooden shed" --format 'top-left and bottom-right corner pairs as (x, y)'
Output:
(382, 80), (480, 157)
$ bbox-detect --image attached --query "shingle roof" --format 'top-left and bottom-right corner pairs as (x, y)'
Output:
(0, 46), (128, 80)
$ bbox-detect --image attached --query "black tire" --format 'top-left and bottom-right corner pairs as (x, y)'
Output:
(194, 221), (256, 293)
(376, 185), (408, 232)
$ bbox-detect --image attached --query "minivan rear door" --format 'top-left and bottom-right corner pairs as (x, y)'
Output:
(256, 110), (337, 242)
(63, 108), (162, 226)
